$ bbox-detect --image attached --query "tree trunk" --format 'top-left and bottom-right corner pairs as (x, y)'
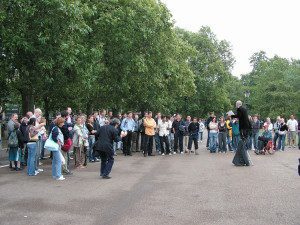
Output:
(44, 97), (50, 122)
(21, 91), (34, 116)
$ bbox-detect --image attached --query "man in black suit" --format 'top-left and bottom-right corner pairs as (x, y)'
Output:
(94, 118), (126, 179)
(231, 101), (252, 166)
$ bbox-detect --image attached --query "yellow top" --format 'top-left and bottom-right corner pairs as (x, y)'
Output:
(144, 118), (156, 136)
(225, 119), (232, 138)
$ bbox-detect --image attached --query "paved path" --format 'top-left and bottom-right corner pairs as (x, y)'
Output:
(0, 141), (299, 225)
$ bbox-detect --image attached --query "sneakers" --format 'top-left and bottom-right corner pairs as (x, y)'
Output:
(162, 153), (165, 156)
(169, 153), (172, 156)
(173, 152), (177, 155)
(56, 176), (65, 181)
(34, 171), (39, 176)
(37, 168), (44, 172)
(102, 175), (111, 179)
(180, 152), (184, 155)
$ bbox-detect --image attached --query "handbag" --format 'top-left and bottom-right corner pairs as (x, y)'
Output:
(61, 138), (72, 152)
(58, 150), (66, 165)
(44, 128), (59, 152)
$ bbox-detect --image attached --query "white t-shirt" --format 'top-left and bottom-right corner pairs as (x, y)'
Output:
(287, 119), (298, 131)
(158, 121), (170, 136)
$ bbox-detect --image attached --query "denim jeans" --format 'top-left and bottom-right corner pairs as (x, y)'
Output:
(99, 151), (114, 176)
(52, 150), (62, 179)
(278, 134), (286, 151)
(209, 132), (218, 152)
(27, 143), (37, 176)
(40, 139), (46, 158)
(252, 133), (259, 150)
(88, 135), (95, 161)
(226, 134), (232, 151)
(169, 133), (174, 151)
(273, 132), (279, 150)
(35, 138), (42, 171)
(155, 133), (161, 152)
(198, 132), (203, 141)
(218, 132), (227, 152)
(232, 135), (240, 152)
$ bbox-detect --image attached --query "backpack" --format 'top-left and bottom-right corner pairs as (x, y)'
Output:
(8, 130), (19, 148)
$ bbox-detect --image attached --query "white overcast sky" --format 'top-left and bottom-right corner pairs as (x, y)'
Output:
(161, 0), (300, 77)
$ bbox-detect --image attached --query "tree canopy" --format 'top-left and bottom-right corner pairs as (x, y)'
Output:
(0, 0), (299, 119)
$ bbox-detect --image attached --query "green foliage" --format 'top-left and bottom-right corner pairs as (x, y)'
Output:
(242, 54), (300, 119)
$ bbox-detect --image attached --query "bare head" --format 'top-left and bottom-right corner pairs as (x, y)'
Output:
(236, 101), (242, 108)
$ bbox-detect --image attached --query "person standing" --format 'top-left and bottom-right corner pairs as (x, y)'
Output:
(225, 116), (233, 151)
(27, 118), (40, 176)
(278, 118), (288, 151)
(251, 115), (260, 152)
(143, 111), (156, 157)
(208, 116), (218, 153)
(188, 117), (200, 155)
(50, 117), (65, 180)
(120, 111), (135, 156)
(273, 116), (281, 150)
(206, 112), (214, 148)
(183, 116), (191, 153)
(158, 115), (171, 156)
(218, 116), (227, 153)
(7, 113), (19, 169)
(287, 115), (298, 148)
(154, 112), (162, 154)
(73, 117), (86, 169)
(60, 111), (72, 175)
(86, 115), (97, 162)
(139, 112), (148, 152)
(231, 119), (240, 152)
(231, 101), (252, 166)
(131, 113), (140, 152)
(172, 114), (185, 154)
(94, 118), (127, 179)
(198, 119), (205, 143)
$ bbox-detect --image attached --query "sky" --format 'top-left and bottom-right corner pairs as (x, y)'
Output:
(161, 0), (300, 77)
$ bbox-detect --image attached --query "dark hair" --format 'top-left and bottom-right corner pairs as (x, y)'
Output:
(28, 118), (36, 126)
(110, 118), (120, 126)
(60, 111), (68, 118)
(56, 112), (61, 117)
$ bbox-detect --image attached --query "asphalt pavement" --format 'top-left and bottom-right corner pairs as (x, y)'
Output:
(0, 138), (299, 225)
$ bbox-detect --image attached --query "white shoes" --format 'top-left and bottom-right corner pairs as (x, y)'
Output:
(173, 152), (177, 155)
(56, 176), (65, 181)
(169, 153), (172, 156)
(37, 169), (44, 172)
(162, 153), (165, 156)
(34, 171), (39, 176)
(180, 152), (184, 155)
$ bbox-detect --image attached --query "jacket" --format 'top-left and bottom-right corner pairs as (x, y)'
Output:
(231, 106), (251, 130)
(94, 125), (121, 153)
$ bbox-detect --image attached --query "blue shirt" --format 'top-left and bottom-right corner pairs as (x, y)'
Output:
(121, 118), (135, 132)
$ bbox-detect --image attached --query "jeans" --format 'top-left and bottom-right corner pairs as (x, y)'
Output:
(232, 135), (240, 152)
(226, 134), (232, 151)
(27, 143), (37, 176)
(169, 133), (174, 151)
(154, 133), (161, 153)
(252, 133), (259, 150)
(273, 132), (279, 150)
(88, 135), (96, 161)
(218, 132), (227, 152)
(35, 138), (42, 171)
(278, 134), (286, 151)
(174, 132), (183, 153)
(188, 133), (199, 150)
(206, 130), (210, 148)
(52, 150), (62, 179)
(198, 132), (203, 141)
(99, 151), (114, 176)
(159, 135), (170, 154)
(209, 132), (218, 152)
(40, 139), (46, 158)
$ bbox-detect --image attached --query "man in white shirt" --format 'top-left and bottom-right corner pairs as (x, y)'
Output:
(287, 115), (298, 148)
(158, 115), (171, 155)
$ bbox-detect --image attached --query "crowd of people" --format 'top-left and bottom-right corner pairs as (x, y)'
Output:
(2, 103), (300, 180)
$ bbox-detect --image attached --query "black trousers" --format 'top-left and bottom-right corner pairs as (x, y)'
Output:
(131, 131), (140, 151)
(122, 131), (132, 155)
(140, 133), (146, 151)
(143, 135), (154, 156)
(159, 135), (170, 154)
(174, 132), (183, 153)
(188, 134), (198, 150)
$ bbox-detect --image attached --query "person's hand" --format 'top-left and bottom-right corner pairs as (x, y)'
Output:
(92, 130), (97, 134)
(121, 131), (127, 138)
(68, 127), (72, 131)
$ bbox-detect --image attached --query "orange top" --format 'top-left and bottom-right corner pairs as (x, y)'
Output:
(144, 118), (156, 136)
